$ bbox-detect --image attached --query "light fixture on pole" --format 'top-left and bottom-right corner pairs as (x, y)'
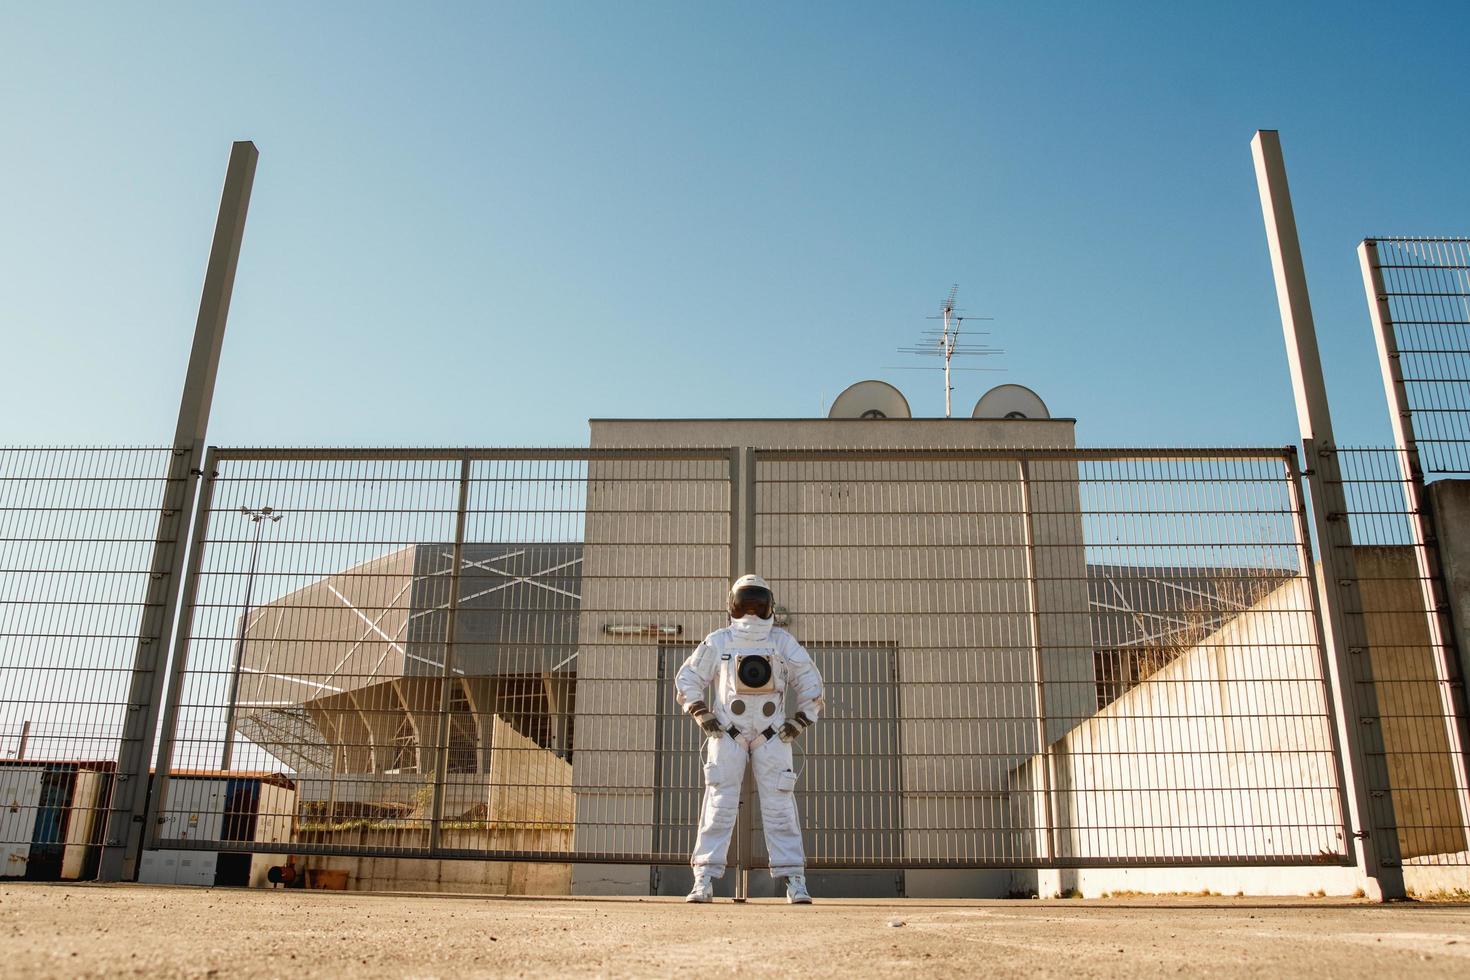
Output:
(221, 505), (282, 770)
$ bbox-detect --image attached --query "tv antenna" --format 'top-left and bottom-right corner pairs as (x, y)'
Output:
(890, 285), (1003, 417)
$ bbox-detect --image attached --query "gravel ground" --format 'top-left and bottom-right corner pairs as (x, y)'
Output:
(1, 883), (1467, 979)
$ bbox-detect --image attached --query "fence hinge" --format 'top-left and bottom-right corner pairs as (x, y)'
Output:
(1349, 647), (1365, 656)
(1360, 717), (1377, 725)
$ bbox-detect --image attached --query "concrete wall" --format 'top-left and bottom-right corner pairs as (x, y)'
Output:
(1423, 480), (1470, 880)
(1014, 577), (1343, 863)
(1010, 555), (1470, 897)
(1353, 546), (1469, 860)
(300, 847), (571, 895)
(484, 714), (574, 829)
(292, 715), (574, 893)
(1428, 479), (1470, 702)
(570, 441), (729, 894)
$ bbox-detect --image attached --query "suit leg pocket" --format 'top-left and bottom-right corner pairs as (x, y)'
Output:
(777, 769), (797, 793)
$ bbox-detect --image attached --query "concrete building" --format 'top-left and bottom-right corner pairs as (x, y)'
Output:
(571, 417), (1093, 898)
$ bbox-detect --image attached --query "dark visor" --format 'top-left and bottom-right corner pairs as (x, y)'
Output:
(732, 586), (772, 607)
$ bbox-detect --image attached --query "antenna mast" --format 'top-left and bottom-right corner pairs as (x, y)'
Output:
(893, 285), (1003, 417)
(939, 285), (958, 417)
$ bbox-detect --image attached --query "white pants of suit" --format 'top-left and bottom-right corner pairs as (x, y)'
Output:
(690, 733), (804, 878)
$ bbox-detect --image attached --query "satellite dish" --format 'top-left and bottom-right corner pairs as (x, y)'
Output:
(828, 380), (911, 419)
(973, 384), (1050, 420)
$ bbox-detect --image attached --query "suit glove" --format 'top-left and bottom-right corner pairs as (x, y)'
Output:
(685, 700), (724, 736)
(777, 711), (814, 743)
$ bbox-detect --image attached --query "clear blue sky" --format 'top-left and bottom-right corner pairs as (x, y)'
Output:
(3, 1), (1467, 448)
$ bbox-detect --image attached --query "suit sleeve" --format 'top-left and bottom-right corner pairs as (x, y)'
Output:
(674, 635), (721, 710)
(782, 634), (825, 722)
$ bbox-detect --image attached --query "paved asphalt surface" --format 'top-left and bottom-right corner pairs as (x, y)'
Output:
(1, 884), (1468, 978)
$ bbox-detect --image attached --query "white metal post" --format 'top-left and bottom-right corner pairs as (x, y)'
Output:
(429, 457), (473, 853)
(98, 141), (258, 882)
(1018, 461), (1057, 865)
(1251, 130), (1405, 898)
(733, 446), (756, 901)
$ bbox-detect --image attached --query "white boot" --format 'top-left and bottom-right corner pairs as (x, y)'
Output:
(686, 872), (714, 903)
(785, 874), (812, 905)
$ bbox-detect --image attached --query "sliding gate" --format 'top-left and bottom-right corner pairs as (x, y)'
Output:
(132, 446), (1352, 875)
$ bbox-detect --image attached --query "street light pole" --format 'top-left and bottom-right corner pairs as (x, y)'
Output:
(221, 506), (280, 770)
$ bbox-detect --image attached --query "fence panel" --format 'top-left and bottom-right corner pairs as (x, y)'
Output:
(1333, 448), (1470, 866)
(754, 449), (1349, 868)
(1363, 237), (1470, 477)
(147, 449), (733, 875)
(0, 447), (175, 880)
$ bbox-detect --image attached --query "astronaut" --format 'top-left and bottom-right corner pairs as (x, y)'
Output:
(675, 573), (824, 904)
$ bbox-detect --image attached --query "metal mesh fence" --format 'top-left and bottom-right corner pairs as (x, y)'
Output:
(1333, 448), (1470, 866)
(1364, 237), (1470, 477)
(753, 449), (1347, 868)
(149, 447), (1354, 871)
(3, 445), (1365, 880)
(149, 449), (733, 875)
(0, 447), (175, 879)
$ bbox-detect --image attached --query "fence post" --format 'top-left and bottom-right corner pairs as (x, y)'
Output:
(731, 446), (756, 901)
(142, 448), (222, 845)
(1251, 129), (1405, 898)
(1283, 448), (1365, 865)
(1017, 460), (1057, 866)
(1359, 240), (1470, 832)
(98, 141), (257, 882)
(429, 457), (473, 853)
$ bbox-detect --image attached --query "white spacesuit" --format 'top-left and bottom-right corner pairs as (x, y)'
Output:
(675, 574), (824, 905)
